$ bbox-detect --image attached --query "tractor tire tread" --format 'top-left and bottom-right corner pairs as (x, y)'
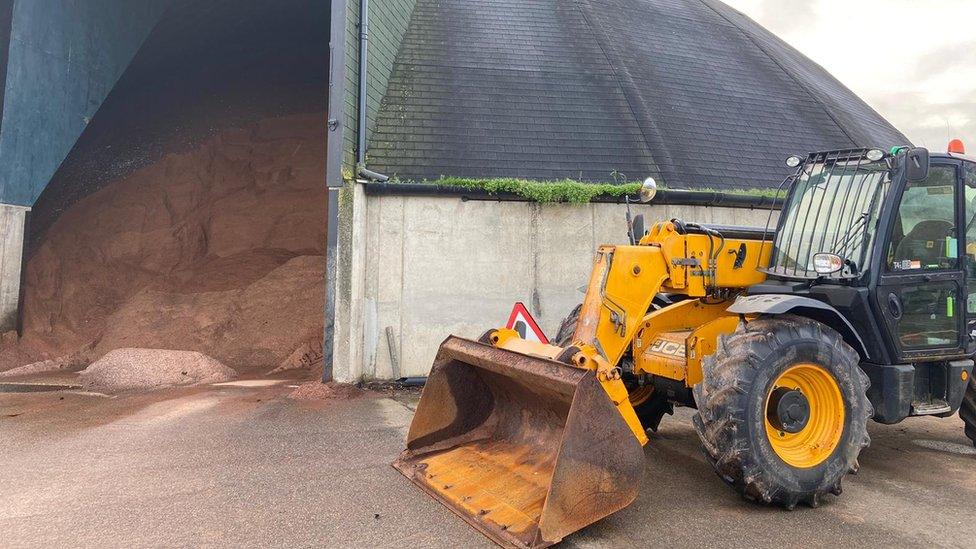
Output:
(554, 304), (582, 348)
(693, 314), (872, 509)
(961, 376), (976, 447)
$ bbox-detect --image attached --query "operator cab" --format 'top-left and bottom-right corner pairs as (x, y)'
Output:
(885, 148), (976, 356)
(755, 142), (976, 422)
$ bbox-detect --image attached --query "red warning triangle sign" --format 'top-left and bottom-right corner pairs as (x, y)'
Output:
(505, 302), (549, 344)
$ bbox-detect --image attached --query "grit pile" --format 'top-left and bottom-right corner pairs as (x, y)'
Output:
(0, 349), (91, 378)
(80, 348), (236, 392)
(0, 113), (327, 376)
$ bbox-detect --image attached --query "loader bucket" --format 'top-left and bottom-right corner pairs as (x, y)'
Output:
(392, 336), (645, 548)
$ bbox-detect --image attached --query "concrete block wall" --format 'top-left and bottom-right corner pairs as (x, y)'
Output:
(333, 192), (778, 381)
(0, 203), (27, 332)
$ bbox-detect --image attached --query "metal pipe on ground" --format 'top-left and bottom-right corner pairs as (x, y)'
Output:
(396, 377), (426, 387)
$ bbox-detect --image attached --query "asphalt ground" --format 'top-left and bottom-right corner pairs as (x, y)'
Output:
(1, 379), (974, 548)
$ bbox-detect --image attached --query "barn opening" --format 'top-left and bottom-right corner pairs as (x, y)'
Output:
(0, 0), (330, 379)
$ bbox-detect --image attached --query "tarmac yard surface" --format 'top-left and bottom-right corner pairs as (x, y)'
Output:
(2, 382), (974, 548)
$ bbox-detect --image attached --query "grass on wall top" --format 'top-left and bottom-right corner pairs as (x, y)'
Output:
(418, 176), (780, 204)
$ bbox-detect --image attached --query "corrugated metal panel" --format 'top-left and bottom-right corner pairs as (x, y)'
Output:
(0, 0), (170, 206)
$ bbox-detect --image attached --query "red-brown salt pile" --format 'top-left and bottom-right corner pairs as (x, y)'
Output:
(0, 113), (327, 374)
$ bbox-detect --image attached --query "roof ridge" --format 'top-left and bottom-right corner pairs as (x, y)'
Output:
(696, 0), (858, 147)
(574, 0), (665, 182)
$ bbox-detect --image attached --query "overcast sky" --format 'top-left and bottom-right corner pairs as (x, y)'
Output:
(723, 0), (976, 150)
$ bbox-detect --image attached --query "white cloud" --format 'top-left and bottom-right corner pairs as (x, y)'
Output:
(723, 0), (976, 150)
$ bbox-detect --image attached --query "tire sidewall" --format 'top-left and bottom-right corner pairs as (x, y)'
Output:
(743, 337), (860, 492)
(962, 374), (976, 446)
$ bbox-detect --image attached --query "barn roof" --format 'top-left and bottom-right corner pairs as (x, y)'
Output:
(367, 0), (909, 189)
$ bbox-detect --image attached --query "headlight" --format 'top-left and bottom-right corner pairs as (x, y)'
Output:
(786, 155), (803, 168)
(812, 253), (844, 275)
(865, 149), (885, 161)
(639, 177), (657, 203)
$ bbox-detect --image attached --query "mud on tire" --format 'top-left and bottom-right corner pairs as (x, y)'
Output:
(692, 315), (872, 509)
(961, 374), (976, 447)
(553, 304), (583, 348)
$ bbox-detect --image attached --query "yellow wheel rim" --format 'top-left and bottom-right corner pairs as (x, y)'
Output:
(629, 386), (654, 407)
(764, 363), (845, 469)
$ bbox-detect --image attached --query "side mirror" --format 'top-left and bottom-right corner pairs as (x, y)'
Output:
(639, 177), (657, 203)
(906, 147), (930, 182)
(630, 214), (645, 244)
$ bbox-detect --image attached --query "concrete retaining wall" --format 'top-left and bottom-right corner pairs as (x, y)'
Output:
(333, 190), (778, 381)
(0, 203), (27, 332)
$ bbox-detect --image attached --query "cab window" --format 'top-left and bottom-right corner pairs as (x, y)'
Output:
(888, 165), (958, 271)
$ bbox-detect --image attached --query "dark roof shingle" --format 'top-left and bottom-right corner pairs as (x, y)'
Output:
(369, 0), (909, 189)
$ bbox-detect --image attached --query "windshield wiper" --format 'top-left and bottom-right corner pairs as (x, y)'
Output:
(831, 212), (868, 257)
(828, 177), (885, 275)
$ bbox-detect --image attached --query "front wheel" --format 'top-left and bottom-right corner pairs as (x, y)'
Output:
(961, 374), (976, 447)
(693, 315), (872, 509)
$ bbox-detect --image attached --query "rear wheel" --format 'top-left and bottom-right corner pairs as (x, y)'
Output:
(693, 315), (872, 509)
(553, 304), (583, 348)
(961, 374), (976, 447)
(555, 304), (673, 431)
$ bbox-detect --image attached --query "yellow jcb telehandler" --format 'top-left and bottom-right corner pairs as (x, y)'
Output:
(393, 146), (976, 548)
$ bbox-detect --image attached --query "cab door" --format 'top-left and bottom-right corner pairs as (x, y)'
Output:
(876, 162), (966, 362)
(963, 162), (976, 353)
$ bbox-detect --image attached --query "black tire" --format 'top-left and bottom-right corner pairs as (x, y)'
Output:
(961, 375), (976, 447)
(553, 304), (583, 348)
(554, 303), (673, 431)
(692, 315), (872, 509)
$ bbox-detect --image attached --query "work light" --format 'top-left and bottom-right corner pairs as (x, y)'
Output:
(812, 253), (843, 275)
